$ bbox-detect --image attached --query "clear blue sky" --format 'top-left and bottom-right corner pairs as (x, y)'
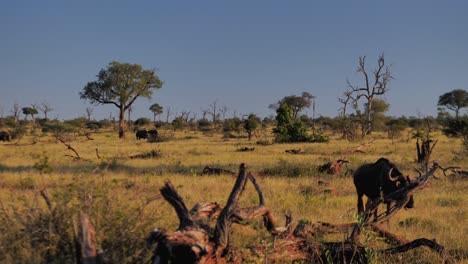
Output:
(1, 1), (467, 120)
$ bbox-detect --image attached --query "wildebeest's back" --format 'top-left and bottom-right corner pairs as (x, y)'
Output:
(136, 130), (148, 140)
(353, 163), (384, 199)
(0, 131), (11, 142)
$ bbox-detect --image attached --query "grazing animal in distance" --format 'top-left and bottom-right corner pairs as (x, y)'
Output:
(0, 131), (11, 142)
(147, 129), (158, 141)
(136, 129), (149, 140)
(353, 158), (414, 220)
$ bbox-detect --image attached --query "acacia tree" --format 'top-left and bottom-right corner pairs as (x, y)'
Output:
(80, 61), (163, 138)
(11, 103), (21, 124)
(22, 106), (38, 121)
(243, 114), (261, 141)
(149, 103), (163, 122)
(269, 92), (314, 119)
(339, 54), (393, 137)
(437, 89), (468, 120)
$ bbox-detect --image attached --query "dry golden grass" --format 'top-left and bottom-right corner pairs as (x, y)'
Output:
(0, 128), (466, 263)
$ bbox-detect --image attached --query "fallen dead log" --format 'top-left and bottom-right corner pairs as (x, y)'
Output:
(381, 238), (452, 262)
(237, 147), (255, 152)
(148, 163), (452, 264)
(129, 150), (160, 159)
(343, 139), (375, 154)
(149, 164), (291, 263)
(317, 159), (349, 175)
(285, 149), (301, 154)
(55, 135), (90, 161)
(434, 163), (468, 178)
(199, 166), (236, 176)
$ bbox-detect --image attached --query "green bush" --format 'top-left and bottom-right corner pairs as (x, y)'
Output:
(134, 117), (151, 126)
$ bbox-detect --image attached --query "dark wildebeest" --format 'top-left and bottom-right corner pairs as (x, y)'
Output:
(148, 129), (158, 140)
(353, 158), (414, 220)
(0, 131), (11, 142)
(136, 130), (148, 140)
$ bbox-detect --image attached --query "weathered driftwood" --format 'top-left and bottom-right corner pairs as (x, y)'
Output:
(55, 135), (90, 161)
(322, 139), (375, 155)
(434, 163), (468, 178)
(129, 150), (160, 159)
(416, 138), (437, 163)
(270, 163), (452, 263)
(199, 166), (236, 176)
(343, 139), (375, 154)
(236, 147), (255, 152)
(317, 159), (349, 175)
(149, 163), (452, 263)
(149, 164), (291, 263)
(95, 148), (101, 159)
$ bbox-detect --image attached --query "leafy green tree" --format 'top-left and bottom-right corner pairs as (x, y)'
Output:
(273, 103), (310, 143)
(386, 117), (409, 141)
(22, 107), (38, 120)
(134, 117), (151, 126)
(80, 61), (163, 138)
(223, 117), (242, 134)
(243, 114), (261, 141)
(172, 117), (186, 131)
(442, 115), (467, 138)
(365, 99), (389, 132)
(437, 89), (468, 119)
(149, 103), (164, 122)
(270, 92), (314, 118)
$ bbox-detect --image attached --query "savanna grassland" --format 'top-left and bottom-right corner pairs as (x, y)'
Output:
(0, 128), (466, 263)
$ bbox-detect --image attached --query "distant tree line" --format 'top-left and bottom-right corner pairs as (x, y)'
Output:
(1, 58), (466, 147)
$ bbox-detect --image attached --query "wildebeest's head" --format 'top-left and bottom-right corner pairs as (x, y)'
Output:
(387, 168), (414, 209)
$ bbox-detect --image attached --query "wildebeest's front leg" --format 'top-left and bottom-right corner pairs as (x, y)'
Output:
(357, 192), (364, 214)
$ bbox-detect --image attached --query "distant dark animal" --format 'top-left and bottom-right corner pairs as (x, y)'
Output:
(148, 129), (158, 140)
(136, 130), (148, 140)
(200, 166), (235, 176)
(353, 158), (414, 219)
(318, 159), (349, 175)
(0, 131), (11, 142)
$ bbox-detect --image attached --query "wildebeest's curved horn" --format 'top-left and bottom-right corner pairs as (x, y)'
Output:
(388, 168), (399, 181)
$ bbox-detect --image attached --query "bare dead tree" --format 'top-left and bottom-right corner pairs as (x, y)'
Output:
(205, 100), (221, 125)
(179, 110), (191, 123)
(85, 107), (94, 121)
(11, 103), (21, 123)
(220, 105), (228, 121)
(127, 105), (132, 122)
(339, 54), (393, 138)
(38, 102), (54, 120)
(148, 163), (451, 263)
(149, 164), (292, 263)
(165, 106), (171, 124)
(416, 138), (438, 171)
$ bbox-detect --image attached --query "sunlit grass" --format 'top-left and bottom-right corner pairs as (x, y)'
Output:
(0, 128), (466, 263)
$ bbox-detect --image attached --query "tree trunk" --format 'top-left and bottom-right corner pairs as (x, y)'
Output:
(119, 107), (126, 139)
